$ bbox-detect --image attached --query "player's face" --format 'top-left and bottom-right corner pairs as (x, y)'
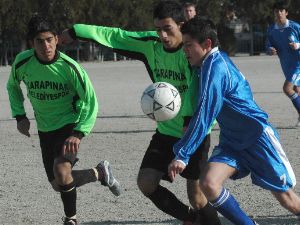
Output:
(183, 34), (211, 66)
(184, 6), (196, 21)
(154, 17), (183, 50)
(32, 32), (58, 62)
(274, 8), (288, 25)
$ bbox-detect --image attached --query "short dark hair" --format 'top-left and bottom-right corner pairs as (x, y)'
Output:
(27, 13), (56, 40)
(183, 2), (196, 9)
(153, 0), (185, 23)
(181, 16), (219, 47)
(273, 1), (289, 11)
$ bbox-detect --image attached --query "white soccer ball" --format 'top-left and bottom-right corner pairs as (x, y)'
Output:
(140, 82), (181, 121)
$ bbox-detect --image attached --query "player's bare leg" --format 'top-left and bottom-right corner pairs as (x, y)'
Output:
(54, 157), (78, 225)
(137, 168), (201, 223)
(200, 162), (256, 224)
(186, 179), (221, 225)
(185, 135), (221, 225)
(187, 179), (208, 208)
(51, 158), (121, 225)
(272, 189), (300, 219)
(283, 80), (300, 126)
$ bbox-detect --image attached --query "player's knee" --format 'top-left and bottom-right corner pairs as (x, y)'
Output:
(137, 175), (157, 196)
(199, 177), (220, 198)
(53, 162), (72, 185)
(283, 83), (294, 96)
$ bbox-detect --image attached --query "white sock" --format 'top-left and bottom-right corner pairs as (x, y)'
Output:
(67, 215), (77, 220)
(93, 168), (99, 180)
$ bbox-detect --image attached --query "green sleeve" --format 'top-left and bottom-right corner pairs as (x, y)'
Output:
(70, 64), (98, 136)
(73, 24), (158, 55)
(181, 68), (198, 118)
(6, 61), (26, 117)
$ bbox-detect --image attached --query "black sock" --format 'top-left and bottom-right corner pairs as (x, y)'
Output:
(197, 202), (221, 225)
(60, 182), (77, 218)
(148, 185), (197, 221)
(72, 169), (97, 187)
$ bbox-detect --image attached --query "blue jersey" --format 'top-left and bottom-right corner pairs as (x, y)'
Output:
(266, 20), (300, 84)
(174, 48), (269, 165)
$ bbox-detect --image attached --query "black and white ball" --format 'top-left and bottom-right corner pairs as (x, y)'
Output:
(140, 82), (181, 121)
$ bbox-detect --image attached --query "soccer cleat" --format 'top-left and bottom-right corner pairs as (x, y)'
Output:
(62, 217), (78, 225)
(96, 160), (122, 196)
(253, 220), (259, 225)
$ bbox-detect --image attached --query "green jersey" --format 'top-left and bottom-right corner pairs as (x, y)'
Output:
(72, 24), (197, 138)
(7, 49), (98, 135)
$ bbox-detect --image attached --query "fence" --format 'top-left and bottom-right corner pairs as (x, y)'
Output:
(235, 24), (266, 55)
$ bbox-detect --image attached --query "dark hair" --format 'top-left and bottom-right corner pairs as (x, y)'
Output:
(183, 2), (196, 8)
(153, 0), (185, 23)
(273, 1), (289, 11)
(27, 13), (56, 40)
(181, 16), (219, 47)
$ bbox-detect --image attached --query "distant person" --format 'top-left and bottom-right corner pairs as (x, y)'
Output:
(266, 1), (300, 127)
(6, 14), (121, 225)
(224, 5), (249, 34)
(168, 16), (300, 225)
(218, 4), (249, 56)
(58, 1), (221, 225)
(183, 2), (197, 21)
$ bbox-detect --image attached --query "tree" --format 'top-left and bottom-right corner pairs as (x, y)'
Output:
(0, 0), (299, 65)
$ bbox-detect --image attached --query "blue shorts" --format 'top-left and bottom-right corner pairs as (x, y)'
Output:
(289, 72), (300, 86)
(209, 126), (296, 192)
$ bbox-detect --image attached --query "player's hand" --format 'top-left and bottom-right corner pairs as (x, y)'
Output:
(63, 136), (81, 156)
(289, 42), (299, 50)
(168, 159), (186, 181)
(17, 118), (30, 137)
(58, 29), (74, 45)
(268, 47), (277, 55)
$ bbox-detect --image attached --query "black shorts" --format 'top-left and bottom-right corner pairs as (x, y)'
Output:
(38, 123), (77, 182)
(140, 130), (210, 181)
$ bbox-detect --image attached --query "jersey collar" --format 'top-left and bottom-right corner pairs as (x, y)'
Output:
(275, 19), (289, 29)
(34, 50), (60, 65)
(163, 43), (183, 53)
(194, 47), (219, 71)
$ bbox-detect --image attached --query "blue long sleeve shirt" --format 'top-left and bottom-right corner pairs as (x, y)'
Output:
(173, 48), (269, 165)
(266, 20), (300, 82)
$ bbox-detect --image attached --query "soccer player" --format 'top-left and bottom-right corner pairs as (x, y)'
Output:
(183, 2), (197, 21)
(266, 1), (300, 127)
(6, 14), (121, 225)
(59, 1), (220, 225)
(168, 16), (300, 225)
